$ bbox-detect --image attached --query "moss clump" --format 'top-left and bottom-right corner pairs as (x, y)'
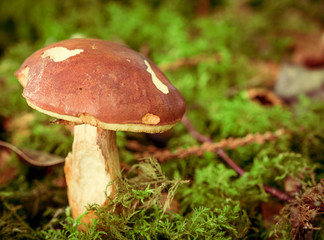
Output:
(272, 179), (324, 239)
(40, 158), (250, 240)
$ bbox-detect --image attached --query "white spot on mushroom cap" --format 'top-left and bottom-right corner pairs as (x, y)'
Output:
(17, 66), (30, 88)
(144, 60), (169, 94)
(41, 47), (84, 62)
(142, 113), (160, 125)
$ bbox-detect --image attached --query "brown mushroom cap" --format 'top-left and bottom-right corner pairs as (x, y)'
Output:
(15, 38), (185, 133)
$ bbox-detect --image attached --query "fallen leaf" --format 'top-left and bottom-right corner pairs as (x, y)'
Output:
(0, 140), (65, 167)
(247, 88), (283, 106)
(261, 201), (284, 228)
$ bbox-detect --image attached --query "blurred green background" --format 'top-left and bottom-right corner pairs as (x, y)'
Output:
(1, 0), (324, 157)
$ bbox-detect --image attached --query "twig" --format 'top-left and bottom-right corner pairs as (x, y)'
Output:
(181, 115), (212, 143)
(181, 115), (291, 201)
(181, 116), (247, 176)
(263, 185), (290, 201)
(129, 115), (290, 201)
(133, 129), (285, 163)
(216, 149), (245, 177)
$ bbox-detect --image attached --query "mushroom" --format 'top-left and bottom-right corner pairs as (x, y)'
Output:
(15, 38), (185, 225)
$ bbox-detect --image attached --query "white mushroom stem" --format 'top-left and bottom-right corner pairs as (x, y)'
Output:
(64, 124), (120, 224)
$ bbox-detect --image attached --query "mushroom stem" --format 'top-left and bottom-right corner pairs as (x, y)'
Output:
(64, 124), (120, 224)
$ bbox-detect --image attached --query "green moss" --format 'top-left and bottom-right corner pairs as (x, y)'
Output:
(39, 159), (249, 240)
